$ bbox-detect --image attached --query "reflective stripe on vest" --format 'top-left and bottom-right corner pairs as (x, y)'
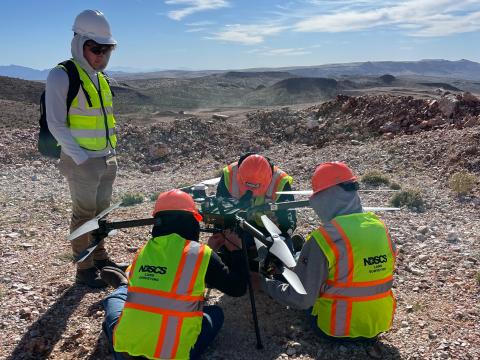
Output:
(223, 162), (292, 201)
(113, 235), (212, 359)
(310, 212), (396, 338)
(223, 162), (241, 198)
(65, 59), (117, 151)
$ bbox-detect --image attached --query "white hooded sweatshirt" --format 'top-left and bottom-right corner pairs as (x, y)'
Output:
(45, 34), (115, 165)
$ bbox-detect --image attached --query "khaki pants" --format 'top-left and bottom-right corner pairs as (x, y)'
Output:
(59, 152), (117, 270)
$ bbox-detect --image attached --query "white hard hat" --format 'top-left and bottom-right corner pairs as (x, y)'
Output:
(72, 9), (117, 45)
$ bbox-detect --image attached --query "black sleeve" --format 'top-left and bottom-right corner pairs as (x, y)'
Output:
(205, 250), (247, 297)
(275, 181), (297, 234)
(215, 174), (232, 198)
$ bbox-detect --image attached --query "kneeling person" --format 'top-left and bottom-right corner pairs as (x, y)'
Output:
(102, 189), (247, 359)
(260, 162), (397, 340)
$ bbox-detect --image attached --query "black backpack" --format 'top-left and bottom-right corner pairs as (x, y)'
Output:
(38, 60), (80, 158)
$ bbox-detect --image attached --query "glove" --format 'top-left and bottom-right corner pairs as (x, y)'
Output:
(223, 229), (242, 251)
(207, 233), (225, 251)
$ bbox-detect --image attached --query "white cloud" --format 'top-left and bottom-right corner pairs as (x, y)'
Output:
(186, 20), (215, 26)
(264, 48), (312, 56)
(208, 24), (287, 45)
(293, 0), (480, 36)
(165, 0), (229, 21)
(186, 27), (207, 32)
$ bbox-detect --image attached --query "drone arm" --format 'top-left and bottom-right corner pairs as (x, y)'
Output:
(235, 216), (271, 247)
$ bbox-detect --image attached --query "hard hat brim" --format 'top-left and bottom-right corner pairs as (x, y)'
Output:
(77, 31), (117, 45)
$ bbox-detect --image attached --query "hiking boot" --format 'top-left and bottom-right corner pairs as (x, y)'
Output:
(100, 266), (128, 288)
(76, 267), (107, 288)
(94, 258), (129, 272)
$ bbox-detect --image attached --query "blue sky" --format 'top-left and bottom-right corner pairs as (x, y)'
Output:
(1, 0), (479, 70)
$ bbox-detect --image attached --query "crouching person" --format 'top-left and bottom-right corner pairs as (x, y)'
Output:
(101, 189), (247, 359)
(259, 162), (397, 341)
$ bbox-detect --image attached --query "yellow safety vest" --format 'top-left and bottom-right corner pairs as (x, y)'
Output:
(310, 212), (396, 338)
(63, 59), (117, 151)
(113, 234), (212, 359)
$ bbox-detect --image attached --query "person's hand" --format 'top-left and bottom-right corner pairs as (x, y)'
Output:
(223, 229), (242, 251)
(207, 233), (225, 251)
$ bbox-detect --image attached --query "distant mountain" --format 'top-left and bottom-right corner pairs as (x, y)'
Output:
(278, 59), (480, 81)
(3, 59), (479, 81)
(0, 65), (50, 81)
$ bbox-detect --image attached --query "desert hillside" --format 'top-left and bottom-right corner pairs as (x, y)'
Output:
(0, 76), (479, 359)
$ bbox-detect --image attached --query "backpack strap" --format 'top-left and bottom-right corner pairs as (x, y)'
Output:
(58, 59), (81, 111)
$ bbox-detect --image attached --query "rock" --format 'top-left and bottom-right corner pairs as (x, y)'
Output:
(212, 114), (229, 121)
(406, 304), (414, 313)
(149, 142), (170, 160)
(462, 92), (479, 104)
(305, 119), (318, 130)
(286, 347), (297, 356)
(19, 307), (32, 320)
(417, 226), (430, 235)
(285, 126), (295, 136)
(447, 231), (460, 243)
(438, 95), (459, 118)
(418, 254), (429, 262)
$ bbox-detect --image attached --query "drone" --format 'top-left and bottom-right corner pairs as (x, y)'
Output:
(68, 176), (400, 350)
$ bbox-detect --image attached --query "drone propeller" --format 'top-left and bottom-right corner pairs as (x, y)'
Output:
(180, 177), (221, 192)
(259, 215), (306, 295)
(276, 189), (399, 195)
(260, 215), (296, 268)
(68, 202), (121, 241)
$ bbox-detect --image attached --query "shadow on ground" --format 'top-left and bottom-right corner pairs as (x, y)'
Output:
(207, 290), (403, 359)
(6, 285), (88, 360)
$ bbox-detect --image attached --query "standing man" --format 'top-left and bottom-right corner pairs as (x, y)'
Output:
(101, 189), (247, 359)
(259, 162), (397, 341)
(46, 10), (123, 287)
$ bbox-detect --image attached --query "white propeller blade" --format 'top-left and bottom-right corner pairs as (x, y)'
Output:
(277, 190), (399, 195)
(282, 268), (307, 295)
(200, 177), (221, 186)
(270, 238), (297, 268)
(260, 215), (297, 268)
(260, 215), (282, 236)
(254, 238), (268, 260)
(68, 202), (121, 241)
(76, 243), (99, 263)
(68, 220), (99, 242)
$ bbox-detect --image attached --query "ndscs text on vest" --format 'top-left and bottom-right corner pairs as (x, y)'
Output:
(363, 254), (388, 274)
(138, 265), (168, 282)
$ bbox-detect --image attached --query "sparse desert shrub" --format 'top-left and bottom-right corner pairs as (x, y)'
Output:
(476, 272), (480, 286)
(448, 171), (477, 195)
(389, 182), (401, 190)
(390, 189), (425, 211)
(150, 192), (160, 202)
(57, 252), (74, 263)
(121, 193), (144, 206)
(361, 170), (390, 186)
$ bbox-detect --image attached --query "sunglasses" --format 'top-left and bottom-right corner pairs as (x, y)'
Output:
(86, 43), (114, 55)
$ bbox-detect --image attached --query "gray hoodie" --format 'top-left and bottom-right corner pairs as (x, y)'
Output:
(45, 34), (114, 165)
(261, 185), (363, 309)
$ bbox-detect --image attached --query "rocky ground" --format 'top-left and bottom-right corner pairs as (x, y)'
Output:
(0, 92), (479, 359)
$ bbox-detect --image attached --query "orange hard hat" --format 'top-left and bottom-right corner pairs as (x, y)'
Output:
(237, 155), (273, 196)
(152, 189), (203, 222)
(311, 162), (357, 195)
